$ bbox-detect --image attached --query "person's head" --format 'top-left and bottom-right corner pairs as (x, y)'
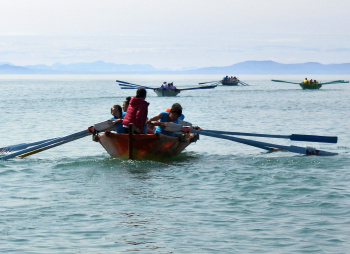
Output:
(111, 104), (122, 118)
(123, 96), (131, 112)
(169, 103), (182, 121)
(136, 88), (147, 99)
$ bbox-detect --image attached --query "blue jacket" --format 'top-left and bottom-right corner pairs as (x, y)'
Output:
(154, 112), (179, 137)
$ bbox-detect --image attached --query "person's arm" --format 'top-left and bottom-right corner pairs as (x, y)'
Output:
(112, 118), (123, 124)
(146, 113), (163, 124)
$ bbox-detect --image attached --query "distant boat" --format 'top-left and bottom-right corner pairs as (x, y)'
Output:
(199, 76), (249, 86)
(271, 79), (349, 90)
(220, 76), (240, 86)
(153, 88), (180, 97)
(116, 80), (217, 97)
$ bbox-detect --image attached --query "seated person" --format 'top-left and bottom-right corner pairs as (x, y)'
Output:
(147, 103), (183, 137)
(160, 82), (168, 89)
(165, 105), (184, 120)
(122, 96), (131, 117)
(168, 82), (177, 90)
(110, 104), (125, 133)
(122, 88), (149, 134)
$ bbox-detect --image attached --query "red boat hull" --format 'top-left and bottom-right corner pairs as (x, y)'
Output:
(98, 132), (196, 160)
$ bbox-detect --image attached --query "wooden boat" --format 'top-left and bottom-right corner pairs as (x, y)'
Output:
(299, 82), (322, 90)
(199, 78), (249, 86)
(220, 79), (239, 86)
(97, 131), (198, 160)
(153, 88), (180, 97)
(272, 79), (349, 90)
(116, 80), (217, 97)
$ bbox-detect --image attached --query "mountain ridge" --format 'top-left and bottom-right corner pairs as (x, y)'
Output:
(1, 60), (349, 74)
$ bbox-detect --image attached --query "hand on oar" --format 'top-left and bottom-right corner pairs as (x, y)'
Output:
(0, 120), (115, 160)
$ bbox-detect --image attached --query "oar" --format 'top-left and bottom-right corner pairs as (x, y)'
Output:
(117, 82), (154, 90)
(202, 130), (338, 143)
(321, 80), (349, 85)
(0, 138), (57, 154)
(238, 81), (249, 86)
(16, 133), (90, 159)
(198, 81), (220, 85)
(178, 85), (217, 91)
(163, 123), (337, 156)
(0, 130), (91, 160)
(271, 79), (300, 84)
(0, 120), (114, 160)
(189, 129), (337, 156)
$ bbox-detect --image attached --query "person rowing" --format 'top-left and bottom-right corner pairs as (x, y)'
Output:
(146, 103), (183, 137)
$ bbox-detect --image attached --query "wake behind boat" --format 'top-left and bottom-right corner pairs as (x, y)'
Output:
(116, 80), (217, 97)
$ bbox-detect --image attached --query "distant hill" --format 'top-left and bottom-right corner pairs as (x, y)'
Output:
(0, 64), (35, 74)
(186, 61), (350, 74)
(1, 60), (350, 74)
(25, 61), (158, 74)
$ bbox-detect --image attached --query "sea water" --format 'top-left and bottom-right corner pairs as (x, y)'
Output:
(1, 74), (350, 253)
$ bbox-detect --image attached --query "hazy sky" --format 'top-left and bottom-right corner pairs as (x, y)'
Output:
(1, 0), (349, 69)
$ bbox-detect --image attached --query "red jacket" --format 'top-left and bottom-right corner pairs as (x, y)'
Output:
(122, 97), (149, 133)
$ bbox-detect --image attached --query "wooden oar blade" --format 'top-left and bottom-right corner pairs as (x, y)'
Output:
(290, 134), (338, 143)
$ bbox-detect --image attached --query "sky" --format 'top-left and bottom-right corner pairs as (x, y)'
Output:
(0, 0), (349, 69)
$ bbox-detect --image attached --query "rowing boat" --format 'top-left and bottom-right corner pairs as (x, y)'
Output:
(299, 82), (322, 90)
(97, 131), (198, 160)
(153, 88), (180, 97)
(220, 79), (239, 86)
(271, 79), (349, 90)
(116, 80), (217, 97)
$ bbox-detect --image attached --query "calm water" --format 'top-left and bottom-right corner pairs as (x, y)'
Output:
(1, 74), (350, 253)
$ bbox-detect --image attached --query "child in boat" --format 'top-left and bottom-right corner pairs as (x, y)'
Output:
(147, 103), (183, 137)
(122, 96), (131, 117)
(122, 88), (149, 134)
(110, 104), (125, 133)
